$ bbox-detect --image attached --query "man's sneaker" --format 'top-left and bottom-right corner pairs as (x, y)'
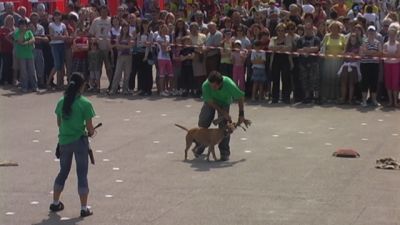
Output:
(80, 208), (93, 217)
(49, 202), (64, 212)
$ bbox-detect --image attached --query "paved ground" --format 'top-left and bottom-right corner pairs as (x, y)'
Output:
(0, 85), (400, 225)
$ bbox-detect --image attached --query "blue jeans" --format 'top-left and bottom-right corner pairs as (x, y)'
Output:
(19, 58), (37, 91)
(54, 136), (89, 195)
(50, 43), (65, 71)
(196, 103), (230, 157)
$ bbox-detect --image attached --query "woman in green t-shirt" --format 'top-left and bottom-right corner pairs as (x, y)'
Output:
(50, 72), (96, 217)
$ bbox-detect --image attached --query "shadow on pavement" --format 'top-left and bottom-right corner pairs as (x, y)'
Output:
(182, 157), (246, 172)
(32, 213), (83, 225)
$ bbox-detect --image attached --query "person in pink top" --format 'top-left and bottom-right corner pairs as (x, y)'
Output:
(383, 24), (400, 108)
(231, 40), (247, 91)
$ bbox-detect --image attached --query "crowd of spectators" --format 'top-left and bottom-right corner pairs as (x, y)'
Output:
(0, 0), (399, 107)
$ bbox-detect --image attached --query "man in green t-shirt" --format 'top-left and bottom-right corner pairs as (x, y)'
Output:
(195, 71), (247, 161)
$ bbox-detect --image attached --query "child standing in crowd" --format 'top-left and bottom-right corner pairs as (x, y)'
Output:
(172, 37), (183, 95)
(109, 23), (133, 95)
(382, 24), (400, 108)
(155, 23), (173, 97)
(71, 27), (89, 82)
(219, 29), (233, 78)
(109, 16), (121, 75)
(88, 42), (101, 92)
(179, 36), (195, 97)
(231, 40), (247, 91)
(338, 32), (361, 104)
(250, 40), (267, 101)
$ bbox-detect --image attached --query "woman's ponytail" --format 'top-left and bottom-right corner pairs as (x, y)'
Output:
(62, 72), (84, 119)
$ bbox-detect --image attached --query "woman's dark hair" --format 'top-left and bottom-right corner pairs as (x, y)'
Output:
(208, 71), (223, 84)
(119, 22), (130, 41)
(345, 32), (362, 52)
(174, 18), (188, 39)
(62, 72), (84, 119)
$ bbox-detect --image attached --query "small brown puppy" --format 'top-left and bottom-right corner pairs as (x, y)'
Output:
(175, 122), (237, 161)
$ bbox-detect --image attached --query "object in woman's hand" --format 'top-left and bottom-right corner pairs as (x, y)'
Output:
(88, 149), (95, 165)
(55, 144), (60, 159)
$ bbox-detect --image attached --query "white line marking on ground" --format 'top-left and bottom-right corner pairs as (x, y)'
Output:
(240, 137), (248, 141)
(115, 180), (123, 183)
(105, 195), (113, 198)
(285, 147), (293, 150)
(361, 123), (367, 126)
(5, 212), (15, 215)
(123, 118), (130, 121)
(112, 167), (120, 171)
(244, 150), (252, 153)
(54, 159), (60, 162)
(325, 143), (332, 146)
(102, 159), (110, 162)
(272, 134), (279, 137)
(32, 140), (39, 143)
(298, 131), (305, 134)
(34, 129), (40, 133)
(392, 133), (399, 136)
(30, 201), (39, 205)
(377, 119), (384, 122)
(95, 150), (103, 153)
(328, 127), (335, 130)
(161, 114), (167, 117)
(361, 138), (368, 141)
(153, 141), (160, 144)
(44, 150), (51, 153)
(185, 105), (192, 108)
(60, 217), (70, 220)
(167, 151), (174, 154)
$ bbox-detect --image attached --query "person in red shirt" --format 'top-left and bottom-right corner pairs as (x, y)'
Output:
(0, 15), (15, 85)
(71, 27), (89, 83)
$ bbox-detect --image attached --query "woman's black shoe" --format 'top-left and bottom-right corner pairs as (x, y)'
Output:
(80, 208), (93, 217)
(49, 202), (64, 212)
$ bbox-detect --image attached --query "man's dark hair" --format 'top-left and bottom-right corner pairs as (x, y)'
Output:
(208, 71), (223, 84)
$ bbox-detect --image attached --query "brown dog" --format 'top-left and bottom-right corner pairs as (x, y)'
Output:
(175, 122), (237, 161)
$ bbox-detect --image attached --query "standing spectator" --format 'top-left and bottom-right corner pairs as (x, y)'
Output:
(219, 29), (233, 78)
(286, 21), (303, 102)
(88, 42), (101, 92)
(109, 16), (121, 75)
(331, 0), (348, 18)
(136, 19), (153, 96)
(231, 40), (247, 91)
(71, 26), (89, 81)
(205, 22), (222, 74)
(179, 36), (195, 97)
(47, 10), (68, 89)
(129, 17), (142, 91)
(0, 15), (15, 85)
(320, 21), (346, 103)
(0, 2), (21, 27)
(269, 23), (293, 104)
(313, 2), (327, 26)
(64, 12), (78, 79)
(155, 23), (173, 96)
(297, 22), (321, 104)
(17, 6), (29, 22)
(14, 19), (37, 92)
(337, 32), (362, 104)
(382, 24), (400, 107)
(189, 22), (207, 96)
(250, 40), (267, 101)
(360, 25), (382, 107)
(89, 5), (112, 88)
(109, 23), (133, 95)
(29, 12), (48, 89)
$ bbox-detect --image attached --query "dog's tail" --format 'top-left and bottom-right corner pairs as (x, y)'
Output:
(174, 124), (189, 131)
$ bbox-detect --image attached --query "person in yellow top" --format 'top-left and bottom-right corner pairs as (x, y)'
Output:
(320, 21), (346, 103)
